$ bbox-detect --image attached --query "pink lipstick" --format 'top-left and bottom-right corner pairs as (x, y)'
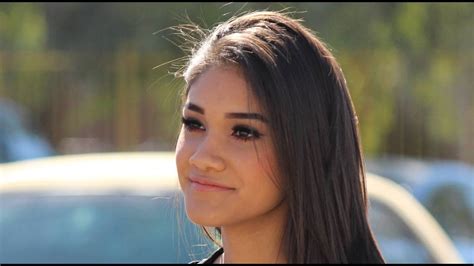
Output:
(188, 176), (235, 192)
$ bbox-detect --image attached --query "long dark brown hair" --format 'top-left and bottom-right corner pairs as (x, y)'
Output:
(174, 10), (385, 263)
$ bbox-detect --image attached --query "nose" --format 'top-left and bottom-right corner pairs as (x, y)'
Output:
(188, 135), (226, 172)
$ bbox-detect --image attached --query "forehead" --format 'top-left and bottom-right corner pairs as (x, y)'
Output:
(186, 66), (261, 113)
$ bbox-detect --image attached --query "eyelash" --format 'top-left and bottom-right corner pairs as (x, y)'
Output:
(181, 117), (262, 142)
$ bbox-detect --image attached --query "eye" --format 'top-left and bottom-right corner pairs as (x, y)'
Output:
(181, 117), (205, 132)
(231, 125), (262, 142)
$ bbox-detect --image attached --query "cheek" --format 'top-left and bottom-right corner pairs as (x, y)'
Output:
(248, 142), (278, 181)
(175, 129), (191, 188)
(240, 144), (282, 198)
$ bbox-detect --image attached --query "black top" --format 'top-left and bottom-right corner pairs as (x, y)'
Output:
(189, 248), (224, 264)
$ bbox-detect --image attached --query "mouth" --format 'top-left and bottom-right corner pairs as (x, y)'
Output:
(188, 176), (235, 192)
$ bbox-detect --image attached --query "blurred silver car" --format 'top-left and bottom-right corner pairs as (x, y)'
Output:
(0, 152), (465, 263)
(367, 156), (474, 262)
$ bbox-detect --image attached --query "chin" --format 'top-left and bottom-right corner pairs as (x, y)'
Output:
(184, 197), (224, 227)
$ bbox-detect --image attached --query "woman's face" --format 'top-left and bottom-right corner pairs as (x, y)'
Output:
(175, 65), (285, 228)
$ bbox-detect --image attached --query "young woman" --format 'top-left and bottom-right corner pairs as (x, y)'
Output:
(174, 10), (385, 264)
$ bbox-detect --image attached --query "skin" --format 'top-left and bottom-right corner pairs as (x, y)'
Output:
(175, 65), (288, 263)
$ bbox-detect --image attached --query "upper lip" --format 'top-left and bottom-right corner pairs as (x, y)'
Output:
(188, 175), (235, 189)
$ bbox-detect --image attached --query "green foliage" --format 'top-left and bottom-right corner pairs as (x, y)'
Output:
(0, 3), (47, 50)
(0, 3), (472, 162)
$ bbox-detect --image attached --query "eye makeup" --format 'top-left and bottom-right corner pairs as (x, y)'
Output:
(181, 117), (205, 131)
(180, 116), (264, 142)
(231, 125), (263, 142)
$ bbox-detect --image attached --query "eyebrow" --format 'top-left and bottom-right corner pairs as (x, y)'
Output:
(184, 102), (268, 123)
(185, 103), (204, 114)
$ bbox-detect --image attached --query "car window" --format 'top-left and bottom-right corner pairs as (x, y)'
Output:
(424, 184), (474, 262)
(0, 193), (216, 263)
(368, 199), (435, 263)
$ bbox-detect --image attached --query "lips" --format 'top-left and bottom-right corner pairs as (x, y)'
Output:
(188, 175), (235, 191)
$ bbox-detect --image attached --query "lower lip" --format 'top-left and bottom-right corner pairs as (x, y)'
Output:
(190, 181), (234, 192)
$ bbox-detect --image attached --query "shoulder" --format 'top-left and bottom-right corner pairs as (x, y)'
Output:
(188, 248), (224, 264)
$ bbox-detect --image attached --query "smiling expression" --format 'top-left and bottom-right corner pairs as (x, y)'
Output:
(175, 65), (286, 228)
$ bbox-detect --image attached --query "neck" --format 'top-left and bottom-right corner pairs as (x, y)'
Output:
(219, 201), (288, 263)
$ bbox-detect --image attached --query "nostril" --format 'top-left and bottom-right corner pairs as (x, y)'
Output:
(189, 151), (226, 172)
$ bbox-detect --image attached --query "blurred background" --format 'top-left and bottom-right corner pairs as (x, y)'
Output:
(0, 2), (472, 262)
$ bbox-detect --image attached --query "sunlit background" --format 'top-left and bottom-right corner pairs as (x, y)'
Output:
(0, 2), (472, 263)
